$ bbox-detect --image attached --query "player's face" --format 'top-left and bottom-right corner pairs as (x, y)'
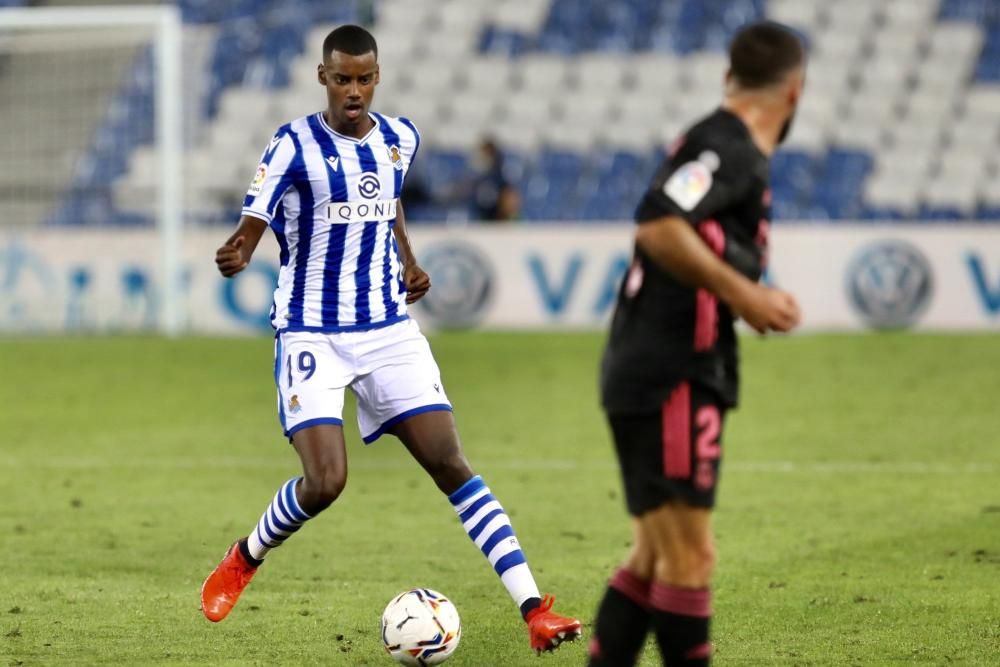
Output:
(777, 65), (805, 144)
(318, 50), (379, 133)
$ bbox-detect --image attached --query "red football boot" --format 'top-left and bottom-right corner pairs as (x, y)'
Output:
(526, 595), (582, 654)
(200, 541), (258, 622)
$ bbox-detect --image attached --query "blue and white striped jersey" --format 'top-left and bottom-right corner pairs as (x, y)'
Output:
(242, 111), (420, 332)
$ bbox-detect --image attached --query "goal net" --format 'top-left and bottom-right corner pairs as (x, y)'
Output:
(0, 5), (183, 334)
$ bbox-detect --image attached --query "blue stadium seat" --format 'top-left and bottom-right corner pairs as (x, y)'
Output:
(809, 148), (872, 218)
(538, 149), (583, 179)
(486, 0), (763, 57)
(578, 189), (633, 221)
(402, 202), (451, 223)
(976, 203), (1000, 221)
(771, 199), (806, 221)
(974, 26), (1000, 81)
(479, 26), (533, 57)
(919, 205), (967, 221)
(860, 206), (908, 222)
(938, 0), (998, 22)
(771, 151), (819, 207)
(419, 150), (471, 203)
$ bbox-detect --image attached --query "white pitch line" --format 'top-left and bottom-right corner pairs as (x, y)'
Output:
(0, 458), (995, 474)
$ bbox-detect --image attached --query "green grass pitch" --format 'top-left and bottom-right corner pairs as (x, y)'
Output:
(1, 332), (998, 665)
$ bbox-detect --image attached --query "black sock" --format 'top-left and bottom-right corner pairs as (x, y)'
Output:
(238, 538), (263, 567)
(587, 568), (651, 666)
(520, 597), (541, 620)
(650, 582), (712, 666)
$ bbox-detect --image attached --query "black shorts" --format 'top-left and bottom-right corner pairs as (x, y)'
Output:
(606, 381), (726, 514)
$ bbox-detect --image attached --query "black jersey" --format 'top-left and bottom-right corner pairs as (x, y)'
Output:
(601, 108), (771, 412)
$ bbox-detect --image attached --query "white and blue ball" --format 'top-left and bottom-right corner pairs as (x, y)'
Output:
(381, 588), (461, 666)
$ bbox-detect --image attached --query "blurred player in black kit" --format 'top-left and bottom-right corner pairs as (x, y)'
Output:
(588, 22), (805, 666)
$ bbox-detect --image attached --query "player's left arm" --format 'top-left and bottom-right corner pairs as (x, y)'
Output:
(391, 202), (431, 304)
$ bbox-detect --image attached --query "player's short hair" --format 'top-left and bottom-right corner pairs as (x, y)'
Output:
(323, 25), (378, 60)
(728, 21), (804, 89)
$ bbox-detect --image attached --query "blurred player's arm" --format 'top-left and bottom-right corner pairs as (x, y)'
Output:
(391, 203), (431, 304)
(215, 215), (268, 278)
(635, 216), (800, 333)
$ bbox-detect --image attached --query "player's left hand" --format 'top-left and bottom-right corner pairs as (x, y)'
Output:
(403, 263), (431, 304)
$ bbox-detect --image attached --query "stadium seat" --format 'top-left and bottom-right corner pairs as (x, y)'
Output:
(443, 94), (499, 135)
(456, 58), (517, 97)
(67, 0), (999, 224)
(511, 54), (574, 93)
(883, 0), (941, 31)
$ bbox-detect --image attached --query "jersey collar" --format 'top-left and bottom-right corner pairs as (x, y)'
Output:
(317, 111), (380, 145)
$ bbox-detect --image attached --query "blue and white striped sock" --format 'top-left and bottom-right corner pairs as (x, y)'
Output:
(449, 475), (541, 611)
(245, 477), (312, 562)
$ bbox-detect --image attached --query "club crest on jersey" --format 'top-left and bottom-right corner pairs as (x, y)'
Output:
(248, 164), (267, 196)
(358, 172), (381, 199)
(663, 160), (713, 212)
(387, 144), (403, 171)
(288, 394), (302, 414)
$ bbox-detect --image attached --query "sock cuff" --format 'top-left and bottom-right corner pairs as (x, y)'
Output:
(447, 475), (485, 506)
(238, 538), (264, 567)
(649, 583), (712, 618)
(686, 642), (713, 659)
(609, 568), (652, 609)
(282, 477), (312, 520)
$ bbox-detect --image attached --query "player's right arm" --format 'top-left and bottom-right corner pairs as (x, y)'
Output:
(215, 215), (268, 278)
(216, 128), (298, 278)
(635, 138), (800, 334)
(635, 217), (799, 333)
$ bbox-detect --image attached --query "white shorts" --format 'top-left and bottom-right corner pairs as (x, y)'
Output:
(274, 318), (452, 443)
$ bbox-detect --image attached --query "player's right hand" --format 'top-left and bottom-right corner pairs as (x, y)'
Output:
(215, 236), (248, 277)
(733, 285), (801, 334)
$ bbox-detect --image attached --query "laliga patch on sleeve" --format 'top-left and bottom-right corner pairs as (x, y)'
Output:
(662, 161), (713, 212)
(248, 163), (267, 196)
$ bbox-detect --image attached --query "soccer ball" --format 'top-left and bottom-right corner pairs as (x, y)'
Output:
(381, 588), (461, 666)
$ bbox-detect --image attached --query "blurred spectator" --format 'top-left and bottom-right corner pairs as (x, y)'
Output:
(469, 138), (520, 222)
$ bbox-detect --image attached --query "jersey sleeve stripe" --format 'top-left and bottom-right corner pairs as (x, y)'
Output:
(264, 132), (303, 218)
(374, 114), (404, 198)
(397, 116), (420, 163)
(242, 128), (300, 222)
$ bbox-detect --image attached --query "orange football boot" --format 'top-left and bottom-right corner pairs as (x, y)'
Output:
(200, 541), (258, 622)
(526, 595), (582, 654)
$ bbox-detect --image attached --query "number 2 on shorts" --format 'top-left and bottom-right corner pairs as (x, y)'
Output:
(694, 406), (721, 490)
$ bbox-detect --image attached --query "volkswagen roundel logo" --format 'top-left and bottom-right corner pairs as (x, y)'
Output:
(357, 172), (381, 199)
(416, 242), (493, 328)
(846, 240), (933, 329)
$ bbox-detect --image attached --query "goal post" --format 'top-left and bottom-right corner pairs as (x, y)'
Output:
(0, 5), (184, 335)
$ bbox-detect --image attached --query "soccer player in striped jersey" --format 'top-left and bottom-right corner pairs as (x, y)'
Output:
(199, 25), (580, 654)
